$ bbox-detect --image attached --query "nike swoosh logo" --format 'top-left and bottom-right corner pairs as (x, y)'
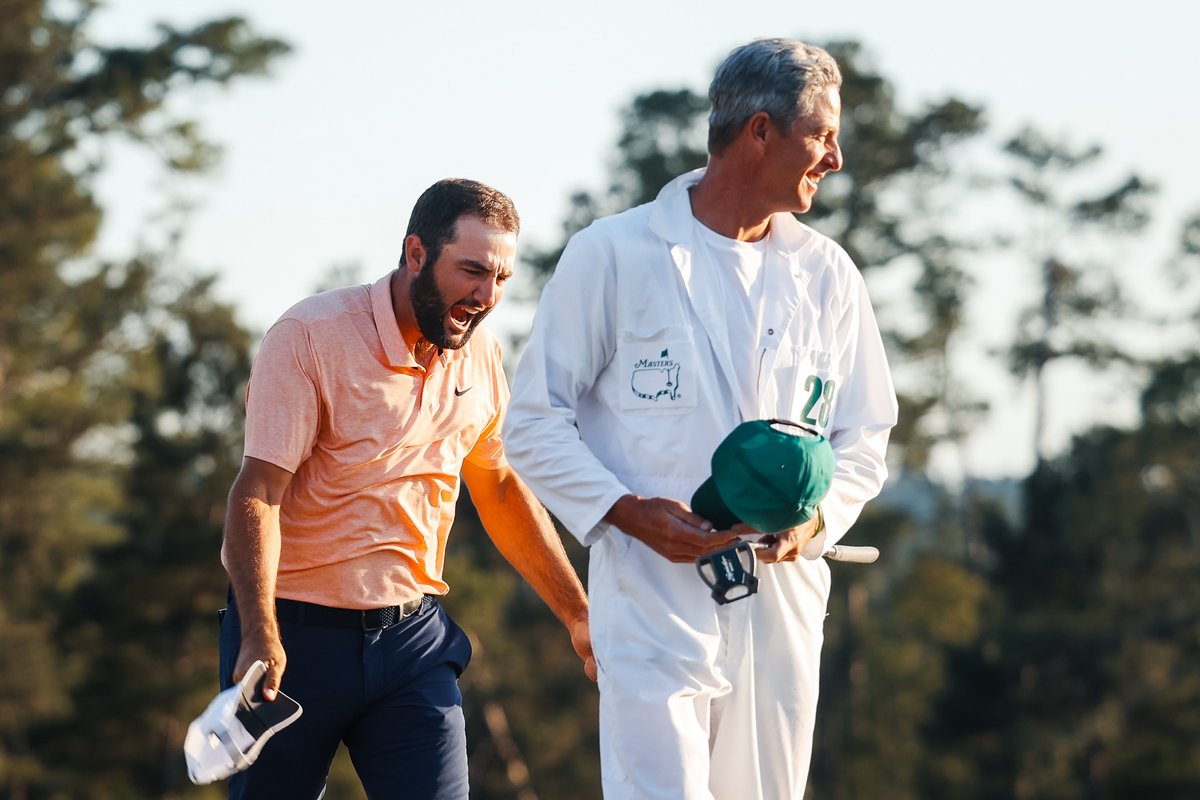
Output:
(454, 386), (473, 397)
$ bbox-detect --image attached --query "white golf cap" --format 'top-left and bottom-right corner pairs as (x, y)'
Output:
(183, 660), (303, 785)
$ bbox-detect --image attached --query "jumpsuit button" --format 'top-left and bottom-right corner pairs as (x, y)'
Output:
(767, 328), (775, 336)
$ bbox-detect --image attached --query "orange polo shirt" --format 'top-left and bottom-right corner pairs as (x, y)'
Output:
(243, 270), (508, 609)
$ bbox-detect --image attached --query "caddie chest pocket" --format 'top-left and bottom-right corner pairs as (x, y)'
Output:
(614, 326), (699, 415)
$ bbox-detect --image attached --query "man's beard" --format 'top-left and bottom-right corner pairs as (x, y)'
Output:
(409, 264), (488, 350)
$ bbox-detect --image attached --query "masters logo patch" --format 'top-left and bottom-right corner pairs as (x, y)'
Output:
(631, 348), (682, 401)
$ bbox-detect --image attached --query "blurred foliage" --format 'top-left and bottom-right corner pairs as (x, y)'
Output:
(1001, 127), (1156, 465)
(0, 0), (287, 796)
(2, 12), (1198, 800)
(444, 495), (600, 800)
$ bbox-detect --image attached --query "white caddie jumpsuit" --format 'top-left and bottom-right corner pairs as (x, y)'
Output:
(504, 169), (898, 800)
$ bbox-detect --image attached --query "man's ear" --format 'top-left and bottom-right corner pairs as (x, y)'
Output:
(403, 234), (426, 274)
(746, 111), (773, 148)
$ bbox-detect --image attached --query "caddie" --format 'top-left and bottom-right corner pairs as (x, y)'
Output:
(503, 38), (898, 799)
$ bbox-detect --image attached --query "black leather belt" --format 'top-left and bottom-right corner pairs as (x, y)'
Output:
(275, 596), (428, 631)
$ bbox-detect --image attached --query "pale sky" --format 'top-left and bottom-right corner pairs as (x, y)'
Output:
(87, 0), (1199, 478)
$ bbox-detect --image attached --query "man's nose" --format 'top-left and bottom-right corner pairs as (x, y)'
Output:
(824, 140), (843, 172)
(473, 277), (501, 306)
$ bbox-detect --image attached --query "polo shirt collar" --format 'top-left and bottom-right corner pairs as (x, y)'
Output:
(370, 270), (465, 369)
(371, 271), (416, 368)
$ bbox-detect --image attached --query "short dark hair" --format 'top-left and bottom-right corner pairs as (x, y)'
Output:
(707, 39), (842, 155)
(399, 179), (520, 268)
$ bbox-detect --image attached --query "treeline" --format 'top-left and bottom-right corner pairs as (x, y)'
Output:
(1, 4), (1197, 798)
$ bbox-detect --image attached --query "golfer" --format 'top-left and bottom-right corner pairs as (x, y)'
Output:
(219, 179), (594, 799)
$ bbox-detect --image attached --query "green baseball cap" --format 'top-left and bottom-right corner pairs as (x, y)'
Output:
(690, 419), (835, 532)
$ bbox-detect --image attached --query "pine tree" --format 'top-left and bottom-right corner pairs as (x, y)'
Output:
(1001, 127), (1155, 465)
(0, 2), (287, 794)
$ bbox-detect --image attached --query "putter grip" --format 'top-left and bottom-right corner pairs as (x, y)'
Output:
(825, 545), (879, 564)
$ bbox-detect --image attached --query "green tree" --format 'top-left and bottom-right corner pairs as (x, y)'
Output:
(811, 492), (1010, 800)
(0, 1), (287, 794)
(973, 211), (1200, 794)
(976, 416), (1200, 798)
(33, 275), (255, 798)
(445, 498), (600, 800)
(1001, 127), (1155, 465)
(900, 210), (1200, 800)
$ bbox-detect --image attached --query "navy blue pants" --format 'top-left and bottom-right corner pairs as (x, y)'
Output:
(219, 595), (473, 800)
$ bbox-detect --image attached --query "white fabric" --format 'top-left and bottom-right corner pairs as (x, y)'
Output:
(692, 220), (768, 413)
(184, 660), (303, 785)
(504, 169), (898, 799)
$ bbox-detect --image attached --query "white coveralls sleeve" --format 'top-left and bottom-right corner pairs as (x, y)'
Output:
(504, 229), (631, 546)
(804, 263), (897, 558)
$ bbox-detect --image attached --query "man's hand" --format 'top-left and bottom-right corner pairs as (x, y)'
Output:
(232, 632), (287, 701)
(605, 495), (740, 563)
(569, 617), (597, 683)
(741, 515), (822, 563)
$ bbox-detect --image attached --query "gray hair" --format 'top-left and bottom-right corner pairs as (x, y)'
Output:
(707, 38), (842, 155)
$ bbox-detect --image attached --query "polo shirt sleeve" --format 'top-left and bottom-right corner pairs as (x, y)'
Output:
(463, 334), (509, 470)
(243, 318), (322, 473)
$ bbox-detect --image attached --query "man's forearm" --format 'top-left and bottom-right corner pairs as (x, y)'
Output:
(470, 468), (588, 626)
(221, 491), (283, 645)
(489, 505), (589, 626)
(463, 462), (595, 680)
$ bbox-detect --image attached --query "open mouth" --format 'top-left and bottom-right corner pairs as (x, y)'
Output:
(447, 304), (482, 333)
